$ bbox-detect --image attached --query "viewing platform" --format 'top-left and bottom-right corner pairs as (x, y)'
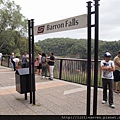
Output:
(0, 66), (120, 116)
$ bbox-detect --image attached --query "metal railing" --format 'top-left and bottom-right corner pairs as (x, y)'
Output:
(1, 55), (10, 67)
(54, 58), (102, 87)
(1, 55), (102, 87)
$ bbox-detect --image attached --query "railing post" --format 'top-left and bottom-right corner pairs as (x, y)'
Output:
(1, 56), (3, 66)
(28, 20), (32, 103)
(8, 56), (10, 67)
(59, 59), (63, 80)
(31, 19), (35, 105)
(28, 19), (36, 105)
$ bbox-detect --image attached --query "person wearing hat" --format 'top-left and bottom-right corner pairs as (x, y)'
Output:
(113, 50), (120, 93)
(101, 52), (115, 108)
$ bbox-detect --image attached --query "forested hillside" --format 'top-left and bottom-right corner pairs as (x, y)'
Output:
(36, 38), (120, 59)
(0, 1), (120, 59)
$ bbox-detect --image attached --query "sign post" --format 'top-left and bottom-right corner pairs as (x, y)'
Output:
(86, 0), (100, 116)
(27, 0), (100, 114)
(28, 19), (35, 105)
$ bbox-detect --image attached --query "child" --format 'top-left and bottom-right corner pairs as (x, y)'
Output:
(101, 52), (115, 108)
(35, 58), (39, 74)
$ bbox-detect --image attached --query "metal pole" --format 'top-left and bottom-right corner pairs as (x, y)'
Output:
(93, 0), (100, 115)
(31, 19), (35, 105)
(25, 93), (27, 100)
(59, 59), (63, 80)
(28, 20), (32, 103)
(86, 1), (92, 116)
(7, 56), (9, 67)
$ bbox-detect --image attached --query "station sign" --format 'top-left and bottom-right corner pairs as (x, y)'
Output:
(34, 14), (87, 35)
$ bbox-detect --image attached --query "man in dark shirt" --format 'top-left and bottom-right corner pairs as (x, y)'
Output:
(49, 52), (55, 80)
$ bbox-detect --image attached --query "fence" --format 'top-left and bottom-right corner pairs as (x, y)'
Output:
(1, 55), (102, 87)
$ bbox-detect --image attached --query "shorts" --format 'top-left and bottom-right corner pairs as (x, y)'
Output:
(114, 70), (120, 82)
(37, 63), (42, 69)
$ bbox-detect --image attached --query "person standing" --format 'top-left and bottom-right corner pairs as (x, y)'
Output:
(37, 53), (42, 76)
(0, 53), (2, 66)
(10, 53), (16, 71)
(13, 56), (20, 69)
(21, 52), (28, 68)
(41, 53), (47, 78)
(113, 50), (120, 93)
(101, 52), (115, 108)
(34, 57), (39, 74)
(48, 52), (55, 80)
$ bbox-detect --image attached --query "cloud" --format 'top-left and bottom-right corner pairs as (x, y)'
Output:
(13, 0), (120, 41)
(99, 0), (120, 40)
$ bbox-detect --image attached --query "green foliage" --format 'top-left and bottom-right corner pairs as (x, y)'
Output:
(34, 44), (42, 56)
(36, 38), (88, 58)
(36, 38), (120, 59)
(0, 0), (120, 58)
(98, 40), (120, 59)
(0, 0), (42, 56)
(0, 0), (28, 55)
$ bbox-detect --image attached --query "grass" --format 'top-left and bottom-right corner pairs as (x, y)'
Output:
(54, 70), (103, 87)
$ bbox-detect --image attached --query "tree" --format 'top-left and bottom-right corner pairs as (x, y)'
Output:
(0, 0), (28, 54)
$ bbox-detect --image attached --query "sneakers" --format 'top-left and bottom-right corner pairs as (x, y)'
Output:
(102, 100), (107, 104)
(41, 76), (45, 79)
(102, 100), (115, 108)
(110, 104), (115, 108)
(49, 78), (53, 80)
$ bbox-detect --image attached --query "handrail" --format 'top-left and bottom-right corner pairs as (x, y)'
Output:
(1, 55), (102, 87)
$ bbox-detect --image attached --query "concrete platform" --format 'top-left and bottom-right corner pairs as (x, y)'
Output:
(0, 66), (120, 116)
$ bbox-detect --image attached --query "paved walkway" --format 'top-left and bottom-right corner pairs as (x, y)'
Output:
(0, 66), (120, 116)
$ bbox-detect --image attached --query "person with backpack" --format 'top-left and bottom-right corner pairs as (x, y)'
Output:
(21, 52), (28, 68)
(41, 53), (47, 79)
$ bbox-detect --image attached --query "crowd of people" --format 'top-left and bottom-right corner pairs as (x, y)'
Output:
(34, 52), (55, 80)
(9, 51), (55, 80)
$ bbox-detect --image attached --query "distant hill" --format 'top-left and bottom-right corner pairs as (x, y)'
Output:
(35, 38), (120, 59)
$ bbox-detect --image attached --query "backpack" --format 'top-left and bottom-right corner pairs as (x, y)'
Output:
(22, 58), (27, 63)
(41, 57), (46, 63)
(22, 55), (27, 63)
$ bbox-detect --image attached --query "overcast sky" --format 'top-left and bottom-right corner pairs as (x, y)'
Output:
(13, 0), (120, 42)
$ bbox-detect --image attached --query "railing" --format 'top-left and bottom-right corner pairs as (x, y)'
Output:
(1, 55), (102, 87)
(54, 58), (102, 87)
(1, 55), (10, 67)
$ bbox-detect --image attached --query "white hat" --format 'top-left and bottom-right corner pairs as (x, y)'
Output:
(104, 52), (111, 57)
